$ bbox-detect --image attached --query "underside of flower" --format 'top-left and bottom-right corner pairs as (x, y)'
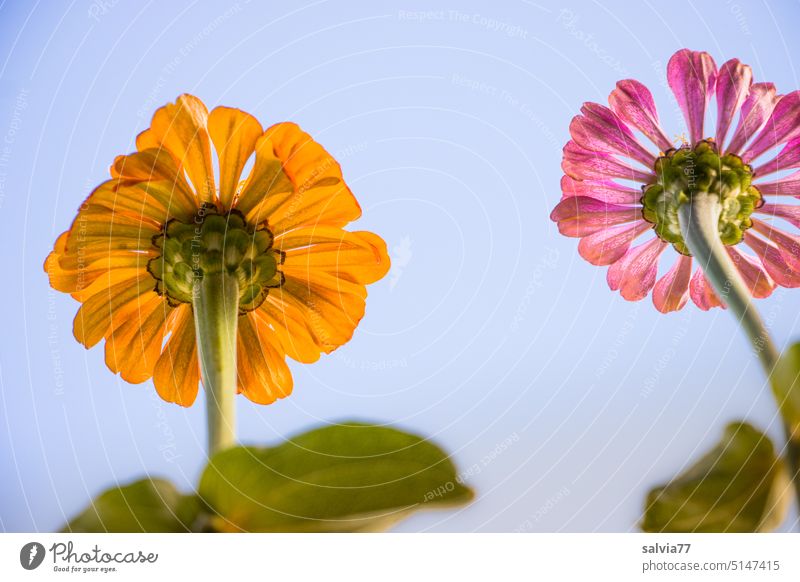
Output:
(642, 140), (762, 255)
(551, 49), (800, 312)
(45, 94), (390, 413)
(148, 204), (285, 314)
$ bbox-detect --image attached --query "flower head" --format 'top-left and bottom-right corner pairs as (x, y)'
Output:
(46, 94), (389, 406)
(551, 49), (800, 312)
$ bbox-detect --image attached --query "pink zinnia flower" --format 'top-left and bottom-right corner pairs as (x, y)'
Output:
(551, 49), (800, 312)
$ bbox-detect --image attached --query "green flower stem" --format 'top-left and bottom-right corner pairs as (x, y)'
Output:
(679, 193), (800, 507)
(193, 268), (239, 456)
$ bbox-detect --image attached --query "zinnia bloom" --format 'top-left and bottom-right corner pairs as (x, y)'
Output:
(551, 49), (800, 312)
(45, 94), (389, 406)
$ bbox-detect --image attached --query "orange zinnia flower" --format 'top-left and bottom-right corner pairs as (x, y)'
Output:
(45, 94), (389, 408)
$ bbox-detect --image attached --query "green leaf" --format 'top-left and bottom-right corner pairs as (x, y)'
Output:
(771, 342), (800, 438)
(64, 478), (200, 533)
(641, 421), (791, 533)
(197, 422), (474, 532)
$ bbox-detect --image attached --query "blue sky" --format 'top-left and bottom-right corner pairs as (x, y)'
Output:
(2, 0), (800, 532)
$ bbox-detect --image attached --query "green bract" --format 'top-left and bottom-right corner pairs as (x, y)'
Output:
(147, 204), (284, 313)
(642, 140), (761, 255)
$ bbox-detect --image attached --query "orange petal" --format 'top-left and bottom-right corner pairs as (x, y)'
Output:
(73, 274), (155, 348)
(152, 305), (200, 407)
(147, 94), (216, 203)
(234, 123), (361, 230)
(267, 122), (347, 190)
(82, 178), (200, 229)
(64, 203), (160, 250)
(270, 276), (367, 353)
(105, 294), (171, 383)
(208, 106), (263, 209)
(135, 128), (160, 151)
(111, 148), (189, 186)
(268, 183), (364, 234)
(71, 268), (150, 303)
(110, 149), (198, 216)
(48, 251), (152, 295)
(44, 231), (70, 286)
(278, 227), (390, 285)
(46, 199), (160, 298)
(236, 313), (293, 404)
(233, 132), (294, 217)
(253, 301), (321, 364)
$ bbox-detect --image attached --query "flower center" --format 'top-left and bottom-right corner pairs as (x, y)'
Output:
(641, 139), (761, 255)
(147, 204), (284, 313)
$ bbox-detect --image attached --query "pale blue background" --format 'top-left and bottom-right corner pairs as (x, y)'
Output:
(2, 0), (800, 532)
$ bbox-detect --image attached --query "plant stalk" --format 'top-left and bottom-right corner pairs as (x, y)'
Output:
(193, 268), (239, 456)
(678, 194), (800, 507)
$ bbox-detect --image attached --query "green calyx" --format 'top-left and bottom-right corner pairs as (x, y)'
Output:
(641, 139), (761, 255)
(148, 204), (284, 313)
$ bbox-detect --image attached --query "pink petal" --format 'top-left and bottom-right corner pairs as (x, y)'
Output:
(569, 103), (655, 167)
(727, 246), (775, 299)
(751, 219), (800, 271)
(652, 254), (693, 313)
(715, 59), (753, 150)
(578, 220), (651, 266)
(560, 175), (641, 204)
(562, 141), (654, 183)
(727, 83), (781, 155)
(755, 203), (800, 229)
(744, 231), (800, 288)
(756, 170), (800, 196)
(667, 49), (718, 145)
(743, 90), (800, 162)
(550, 196), (641, 237)
(607, 237), (667, 301)
(689, 268), (724, 310)
(753, 138), (800, 177)
(608, 79), (673, 152)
